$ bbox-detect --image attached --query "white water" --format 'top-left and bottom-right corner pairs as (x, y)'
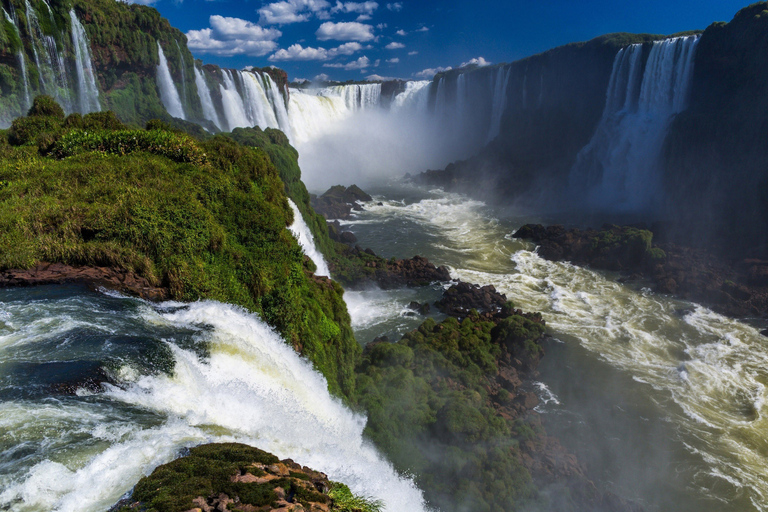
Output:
(155, 41), (186, 120)
(487, 66), (512, 142)
(0, 295), (429, 512)
(69, 10), (100, 114)
(3, 7), (30, 113)
(343, 187), (767, 510)
(570, 36), (700, 211)
(194, 65), (223, 130)
(174, 40), (188, 113)
(287, 199), (331, 277)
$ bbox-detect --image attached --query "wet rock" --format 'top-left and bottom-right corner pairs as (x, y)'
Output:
(310, 185), (372, 220)
(435, 281), (508, 319)
(407, 301), (431, 315)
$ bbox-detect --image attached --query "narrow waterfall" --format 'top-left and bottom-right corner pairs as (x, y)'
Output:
(287, 199), (331, 277)
(2, 7), (30, 111)
(24, 0), (73, 112)
(391, 80), (430, 112)
(194, 66), (223, 130)
(174, 40), (188, 112)
(487, 66), (512, 142)
(262, 73), (292, 136)
(219, 69), (249, 131)
(569, 36), (700, 211)
(156, 41), (186, 120)
(69, 10), (101, 114)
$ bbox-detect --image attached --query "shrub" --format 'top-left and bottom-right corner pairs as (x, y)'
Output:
(27, 95), (65, 119)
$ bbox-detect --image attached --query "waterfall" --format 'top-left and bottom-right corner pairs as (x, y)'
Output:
(391, 80), (430, 112)
(194, 66), (223, 130)
(219, 69), (249, 131)
(487, 66), (512, 142)
(240, 71), (280, 130)
(262, 73), (292, 137)
(174, 40), (188, 112)
(69, 10), (101, 114)
(24, 0), (73, 112)
(2, 7), (30, 111)
(322, 83), (382, 111)
(287, 199), (331, 277)
(569, 36), (700, 211)
(156, 41), (186, 120)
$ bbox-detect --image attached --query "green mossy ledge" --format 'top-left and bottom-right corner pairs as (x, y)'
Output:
(0, 101), (358, 397)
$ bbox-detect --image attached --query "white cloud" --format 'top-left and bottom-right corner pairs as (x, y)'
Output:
(323, 55), (371, 70)
(356, 14), (371, 21)
(387, 57), (399, 63)
(416, 26), (428, 32)
(385, 42), (404, 49)
(258, 0), (331, 25)
(314, 73), (331, 81)
(386, 2), (403, 11)
(376, 23), (387, 29)
(186, 16), (282, 57)
(408, 50), (418, 55)
(268, 41), (366, 61)
(366, 74), (396, 81)
(395, 29), (406, 36)
(460, 56), (491, 67)
(414, 65), (451, 79)
(316, 21), (375, 41)
(331, 1), (379, 15)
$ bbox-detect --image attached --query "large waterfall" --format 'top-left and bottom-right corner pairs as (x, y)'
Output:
(156, 41), (186, 120)
(569, 36), (700, 211)
(69, 10), (101, 114)
(194, 65), (223, 131)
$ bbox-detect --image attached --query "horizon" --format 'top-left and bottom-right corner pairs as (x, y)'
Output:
(125, 0), (754, 81)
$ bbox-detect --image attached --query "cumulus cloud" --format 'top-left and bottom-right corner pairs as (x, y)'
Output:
(316, 21), (375, 41)
(408, 50), (418, 55)
(323, 55), (372, 70)
(413, 65), (451, 79)
(331, 1), (378, 15)
(460, 56), (491, 67)
(387, 57), (399, 63)
(314, 73), (331, 81)
(386, 2), (403, 11)
(186, 15), (282, 57)
(395, 29), (406, 36)
(258, 0), (331, 25)
(366, 73), (396, 80)
(268, 41), (366, 61)
(416, 26), (429, 32)
(385, 42), (404, 49)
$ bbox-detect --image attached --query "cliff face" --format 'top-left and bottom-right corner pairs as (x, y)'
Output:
(663, 2), (768, 257)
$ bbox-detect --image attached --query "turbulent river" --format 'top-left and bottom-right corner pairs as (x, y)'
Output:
(1, 184), (767, 512)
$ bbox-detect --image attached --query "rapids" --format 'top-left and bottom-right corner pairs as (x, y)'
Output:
(0, 287), (428, 512)
(341, 184), (768, 512)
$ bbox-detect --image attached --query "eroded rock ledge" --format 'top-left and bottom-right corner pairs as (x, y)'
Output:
(514, 223), (768, 318)
(0, 262), (168, 301)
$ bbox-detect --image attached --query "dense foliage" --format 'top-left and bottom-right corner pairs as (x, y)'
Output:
(354, 312), (547, 512)
(0, 101), (358, 396)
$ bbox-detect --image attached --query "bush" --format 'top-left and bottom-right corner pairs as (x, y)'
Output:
(8, 116), (62, 146)
(27, 95), (65, 119)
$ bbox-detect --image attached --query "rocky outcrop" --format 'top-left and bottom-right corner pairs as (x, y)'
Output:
(331, 245), (451, 289)
(435, 281), (509, 320)
(310, 185), (372, 220)
(0, 262), (168, 301)
(514, 223), (768, 318)
(113, 443), (369, 512)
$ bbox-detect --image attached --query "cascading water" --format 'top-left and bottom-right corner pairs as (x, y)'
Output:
(24, 0), (72, 113)
(287, 199), (331, 277)
(155, 41), (186, 120)
(69, 10), (101, 114)
(2, 7), (30, 112)
(173, 40), (188, 113)
(390, 80), (430, 112)
(569, 36), (700, 211)
(0, 287), (429, 512)
(239, 71), (280, 131)
(487, 66), (512, 142)
(219, 69), (249, 131)
(321, 83), (382, 111)
(194, 65), (223, 130)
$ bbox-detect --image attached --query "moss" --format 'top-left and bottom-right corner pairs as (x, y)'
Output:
(354, 312), (545, 511)
(0, 109), (359, 397)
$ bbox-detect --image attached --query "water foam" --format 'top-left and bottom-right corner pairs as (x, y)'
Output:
(287, 199), (331, 277)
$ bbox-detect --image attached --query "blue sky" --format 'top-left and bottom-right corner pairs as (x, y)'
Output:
(129, 0), (753, 81)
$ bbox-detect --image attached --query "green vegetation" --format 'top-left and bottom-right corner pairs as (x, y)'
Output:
(0, 99), (358, 397)
(589, 225), (666, 264)
(353, 312), (546, 512)
(118, 443), (379, 512)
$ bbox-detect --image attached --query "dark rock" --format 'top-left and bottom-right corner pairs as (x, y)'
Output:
(339, 231), (357, 244)
(407, 301), (431, 315)
(435, 281), (508, 319)
(310, 184), (372, 220)
(760, 329), (768, 338)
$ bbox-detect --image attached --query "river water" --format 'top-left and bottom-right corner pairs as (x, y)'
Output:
(340, 183), (768, 512)
(1, 182), (766, 512)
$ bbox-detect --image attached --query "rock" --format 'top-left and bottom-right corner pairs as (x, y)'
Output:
(760, 329), (768, 338)
(435, 281), (508, 319)
(339, 231), (357, 244)
(407, 301), (430, 315)
(310, 184), (372, 220)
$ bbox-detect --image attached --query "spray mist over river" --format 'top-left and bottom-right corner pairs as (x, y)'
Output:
(340, 184), (768, 512)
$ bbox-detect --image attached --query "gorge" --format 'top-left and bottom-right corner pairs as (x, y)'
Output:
(1, 1), (768, 511)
